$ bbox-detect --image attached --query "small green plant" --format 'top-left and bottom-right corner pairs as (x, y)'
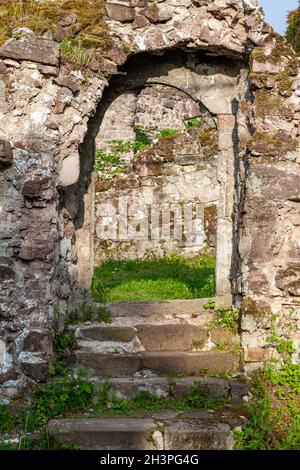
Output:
(266, 315), (297, 358)
(53, 305), (77, 354)
(95, 147), (128, 174)
(216, 341), (241, 353)
(53, 330), (77, 354)
(210, 306), (239, 329)
(12, 31), (20, 40)
(203, 299), (215, 310)
(134, 125), (152, 149)
(60, 37), (94, 66)
(0, 404), (21, 434)
(185, 118), (203, 129)
(156, 128), (179, 139)
(27, 369), (94, 431)
(96, 305), (112, 323)
(206, 305), (240, 329)
(95, 133), (152, 177)
(235, 361), (300, 450)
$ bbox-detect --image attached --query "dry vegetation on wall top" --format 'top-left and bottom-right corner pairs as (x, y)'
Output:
(0, 0), (110, 49)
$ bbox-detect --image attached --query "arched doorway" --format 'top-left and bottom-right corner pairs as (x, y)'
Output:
(67, 50), (240, 302)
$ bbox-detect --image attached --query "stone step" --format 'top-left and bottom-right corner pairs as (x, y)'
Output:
(74, 323), (238, 352)
(48, 417), (159, 450)
(48, 411), (244, 450)
(93, 376), (251, 401)
(104, 298), (220, 320)
(72, 350), (241, 376)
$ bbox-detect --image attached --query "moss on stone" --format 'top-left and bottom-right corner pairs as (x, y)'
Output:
(251, 47), (266, 64)
(254, 89), (290, 119)
(0, 0), (110, 50)
(275, 75), (294, 97)
(247, 130), (298, 157)
(249, 72), (275, 87)
(198, 128), (217, 149)
(251, 36), (297, 71)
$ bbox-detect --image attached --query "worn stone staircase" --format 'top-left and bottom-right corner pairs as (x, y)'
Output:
(48, 299), (250, 450)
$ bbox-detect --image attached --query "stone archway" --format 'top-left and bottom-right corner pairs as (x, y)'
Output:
(71, 51), (242, 301)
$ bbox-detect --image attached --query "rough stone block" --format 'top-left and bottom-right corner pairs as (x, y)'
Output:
(22, 176), (53, 199)
(158, 5), (174, 22)
(142, 352), (241, 375)
(0, 38), (60, 66)
(171, 377), (229, 399)
(58, 153), (80, 187)
(19, 223), (57, 261)
(140, 7), (159, 23)
(133, 15), (151, 29)
(229, 380), (252, 399)
(74, 352), (142, 376)
(75, 325), (136, 342)
(48, 418), (161, 450)
(108, 299), (213, 319)
(164, 421), (234, 450)
(0, 264), (15, 281)
(0, 139), (13, 165)
(210, 328), (238, 345)
(106, 3), (135, 22)
(244, 347), (274, 362)
(19, 353), (48, 382)
(97, 377), (170, 400)
(23, 330), (52, 353)
(136, 324), (208, 351)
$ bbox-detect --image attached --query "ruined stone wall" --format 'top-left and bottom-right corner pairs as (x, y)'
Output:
(95, 92), (137, 150)
(94, 84), (218, 264)
(0, 0), (299, 398)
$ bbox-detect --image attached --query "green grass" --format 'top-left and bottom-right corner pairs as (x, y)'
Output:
(92, 254), (215, 303)
(235, 361), (300, 450)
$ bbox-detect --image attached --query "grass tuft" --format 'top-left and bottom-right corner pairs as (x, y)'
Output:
(0, 0), (110, 51)
(92, 253), (215, 302)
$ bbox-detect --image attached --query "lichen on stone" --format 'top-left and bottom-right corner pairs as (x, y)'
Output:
(241, 296), (264, 319)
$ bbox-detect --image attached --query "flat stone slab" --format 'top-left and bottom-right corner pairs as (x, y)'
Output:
(74, 352), (142, 376)
(106, 299), (214, 318)
(164, 421), (234, 450)
(75, 325), (136, 342)
(136, 324), (208, 351)
(92, 376), (245, 401)
(143, 352), (240, 375)
(48, 418), (160, 450)
(210, 327), (238, 345)
(171, 377), (230, 399)
(96, 377), (170, 399)
(0, 38), (60, 66)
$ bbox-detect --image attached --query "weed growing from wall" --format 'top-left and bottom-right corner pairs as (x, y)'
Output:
(203, 300), (239, 329)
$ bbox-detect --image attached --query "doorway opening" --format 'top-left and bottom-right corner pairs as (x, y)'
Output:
(74, 50), (239, 303)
